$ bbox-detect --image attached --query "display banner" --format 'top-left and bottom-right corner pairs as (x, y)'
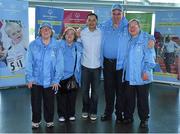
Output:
(94, 7), (111, 24)
(35, 6), (64, 38)
(126, 13), (152, 34)
(63, 10), (92, 30)
(154, 11), (180, 84)
(0, 0), (29, 87)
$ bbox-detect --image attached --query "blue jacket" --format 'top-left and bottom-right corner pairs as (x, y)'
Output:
(25, 37), (64, 88)
(58, 40), (82, 86)
(125, 31), (156, 85)
(99, 17), (130, 70)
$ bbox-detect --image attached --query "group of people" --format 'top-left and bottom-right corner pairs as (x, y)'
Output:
(25, 3), (156, 129)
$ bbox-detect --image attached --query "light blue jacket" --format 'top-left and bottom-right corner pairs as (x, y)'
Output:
(100, 17), (129, 70)
(59, 40), (82, 86)
(125, 31), (156, 85)
(25, 37), (64, 88)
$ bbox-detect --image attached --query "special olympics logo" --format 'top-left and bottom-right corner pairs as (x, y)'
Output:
(74, 13), (80, 18)
(48, 9), (53, 15)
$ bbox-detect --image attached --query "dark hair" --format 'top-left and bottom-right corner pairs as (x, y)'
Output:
(87, 13), (98, 21)
(62, 27), (77, 42)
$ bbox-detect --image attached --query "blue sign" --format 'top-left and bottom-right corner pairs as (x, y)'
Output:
(154, 11), (180, 84)
(35, 6), (64, 38)
(0, 0), (29, 87)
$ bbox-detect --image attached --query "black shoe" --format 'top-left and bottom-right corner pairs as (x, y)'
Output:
(101, 114), (112, 121)
(116, 116), (124, 124)
(140, 120), (148, 128)
(123, 118), (134, 124)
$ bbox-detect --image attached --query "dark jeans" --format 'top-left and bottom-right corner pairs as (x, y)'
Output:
(31, 85), (54, 123)
(103, 57), (126, 118)
(81, 65), (101, 114)
(56, 76), (77, 119)
(164, 52), (175, 73)
(124, 83), (150, 121)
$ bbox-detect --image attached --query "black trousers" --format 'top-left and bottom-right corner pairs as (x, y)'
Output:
(103, 58), (126, 118)
(124, 83), (150, 121)
(56, 76), (77, 119)
(31, 85), (55, 123)
(81, 66), (101, 114)
(164, 52), (175, 73)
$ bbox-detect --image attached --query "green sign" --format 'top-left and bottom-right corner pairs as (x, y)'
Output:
(126, 13), (152, 34)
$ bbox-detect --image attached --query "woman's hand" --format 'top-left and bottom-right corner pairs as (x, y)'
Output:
(52, 83), (60, 90)
(27, 82), (33, 89)
(142, 72), (149, 81)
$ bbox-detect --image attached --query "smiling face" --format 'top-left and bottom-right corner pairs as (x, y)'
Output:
(128, 20), (140, 37)
(111, 9), (123, 25)
(87, 15), (97, 31)
(40, 26), (52, 40)
(65, 29), (76, 44)
(6, 23), (23, 45)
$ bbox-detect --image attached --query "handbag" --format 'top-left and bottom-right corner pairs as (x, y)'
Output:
(66, 75), (78, 90)
(66, 47), (79, 90)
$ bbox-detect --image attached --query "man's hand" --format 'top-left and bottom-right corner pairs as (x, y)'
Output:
(148, 40), (155, 48)
(76, 27), (81, 38)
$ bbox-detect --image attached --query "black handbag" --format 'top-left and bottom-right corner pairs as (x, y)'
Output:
(66, 47), (79, 90)
(66, 75), (78, 90)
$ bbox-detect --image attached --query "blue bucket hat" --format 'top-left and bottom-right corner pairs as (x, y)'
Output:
(39, 22), (53, 29)
(111, 4), (123, 12)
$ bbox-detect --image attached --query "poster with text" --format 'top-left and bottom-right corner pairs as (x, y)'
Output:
(126, 13), (152, 34)
(0, 0), (29, 87)
(63, 10), (92, 31)
(35, 6), (64, 38)
(154, 11), (180, 84)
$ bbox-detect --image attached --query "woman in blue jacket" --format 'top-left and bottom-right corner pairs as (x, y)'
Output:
(124, 19), (156, 128)
(26, 22), (64, 128)
(57, 27), (82, 122)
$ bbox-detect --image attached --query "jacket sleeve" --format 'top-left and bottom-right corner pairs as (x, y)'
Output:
(143, 45), (156, 73)
(52, 47), (64, 84)
(25, 43), (34, 83)
(74, 42), (83, 86)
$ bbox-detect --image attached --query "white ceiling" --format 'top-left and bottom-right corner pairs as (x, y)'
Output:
(26, 0), (180, 11)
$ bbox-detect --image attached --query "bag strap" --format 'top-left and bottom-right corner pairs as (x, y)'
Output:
(73, 46), (77, 73)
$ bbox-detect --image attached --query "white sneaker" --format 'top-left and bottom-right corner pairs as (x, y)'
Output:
(82, 112), (88, 119)
(59, 116), (65, 122)
(90, 114), (97, 121)
(69, 116), (76, 121)
(46, 122), (54, 128)
(32, 122), (41, 129)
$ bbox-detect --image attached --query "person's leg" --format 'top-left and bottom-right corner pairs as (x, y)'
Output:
(31, 85), (43, 123)
(123, 84), (136, 124)
(137, 84), (150, 128)
(101, 58), (116, 121)
(90, 68), (101, 119)
(115, 69), (126, 122)
(164, 53), (171, 73)
(67, 90), (77, 120)
(43, 87), (55, 123)
(81, 66), (91, 115)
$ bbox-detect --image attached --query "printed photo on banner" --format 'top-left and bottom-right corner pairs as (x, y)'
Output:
(154, 32), (180, 80)
(0, 20), (27, 72)
(154, 11), (180, 83)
